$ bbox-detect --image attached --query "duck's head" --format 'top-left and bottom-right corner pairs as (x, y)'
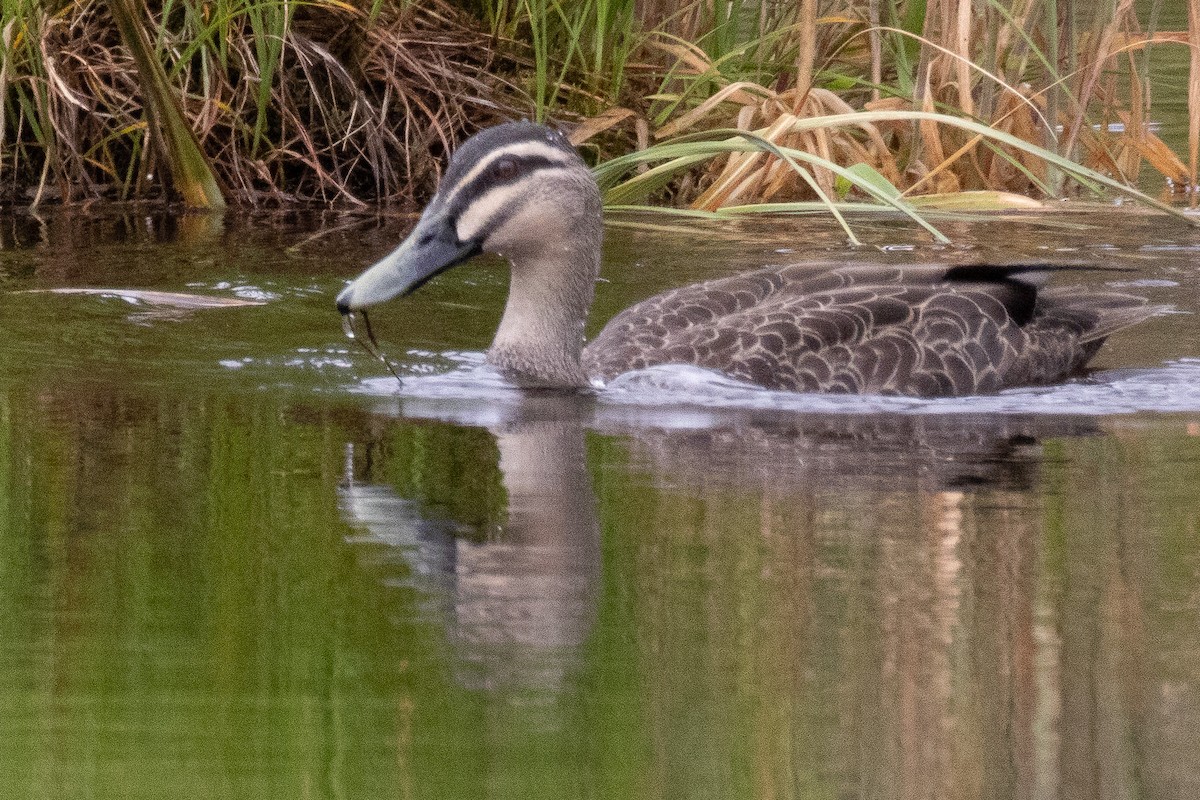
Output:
(335, 121), (601, 314)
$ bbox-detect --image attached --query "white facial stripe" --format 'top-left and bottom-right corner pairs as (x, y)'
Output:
(454, 175), (544, 243)
(442, 140), (574, 208)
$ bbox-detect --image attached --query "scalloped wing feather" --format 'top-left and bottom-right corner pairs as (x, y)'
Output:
(582, 265), (1160, 396)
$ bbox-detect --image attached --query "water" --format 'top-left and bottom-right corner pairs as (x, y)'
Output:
(1, 207), (1199, 799)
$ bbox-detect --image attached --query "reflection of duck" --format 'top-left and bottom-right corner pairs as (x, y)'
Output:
(608, 412), (1102, 494)
(338, 406), (599, 696)
(336, 121), (1162, 396)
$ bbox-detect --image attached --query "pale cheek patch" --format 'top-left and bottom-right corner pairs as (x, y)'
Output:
(487, 202), (567, 261)
(454, 177), (540, 243)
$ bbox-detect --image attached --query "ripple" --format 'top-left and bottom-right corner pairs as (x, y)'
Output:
(1107, 279), (1182, 289)
(228, 348), (356, 374)
(344, 353), (1200, 425)
(603, 360), (1200, 416)
(186, 280), (282, 302)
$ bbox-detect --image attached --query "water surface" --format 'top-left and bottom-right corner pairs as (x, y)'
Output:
(1, 207), (1199, 799)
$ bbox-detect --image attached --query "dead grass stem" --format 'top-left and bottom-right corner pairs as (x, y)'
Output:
(2, 0), (1198, 208)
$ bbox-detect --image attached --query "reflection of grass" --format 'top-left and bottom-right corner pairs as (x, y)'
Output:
(1, 0), (1198, 217)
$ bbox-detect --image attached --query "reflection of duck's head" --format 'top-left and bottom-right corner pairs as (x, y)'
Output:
(338, 411), (600, 699)
(337, 122), (1163, 395)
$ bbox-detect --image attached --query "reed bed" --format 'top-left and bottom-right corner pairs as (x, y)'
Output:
(1, 0), (1197, 213)
(582, 0), (1198, 216)
(0, 0), (504, 206)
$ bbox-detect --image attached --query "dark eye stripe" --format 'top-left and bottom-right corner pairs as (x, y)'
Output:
(476, 155), (563, 190)
(448, 156), (572, 217)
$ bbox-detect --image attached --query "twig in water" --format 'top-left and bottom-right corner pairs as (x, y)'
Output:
(341, 309), (404, 386)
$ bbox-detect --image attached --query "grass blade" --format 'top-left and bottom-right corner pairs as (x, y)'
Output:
(109, 0), (225, 209)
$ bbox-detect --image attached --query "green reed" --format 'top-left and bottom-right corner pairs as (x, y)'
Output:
(1, 0), (55, 204)
(476, 0), (639, 119)
(0, 0), (1196, 211)
(0, 0), (496, 206)
(110, 0), (225, 208)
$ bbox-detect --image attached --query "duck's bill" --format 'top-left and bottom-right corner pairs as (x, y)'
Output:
(335, 212), (480, 313)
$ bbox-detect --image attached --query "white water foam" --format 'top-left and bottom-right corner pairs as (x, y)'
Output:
(345, 350), (1200, 422)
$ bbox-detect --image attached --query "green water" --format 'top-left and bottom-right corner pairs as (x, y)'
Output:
(1, 208), (1199, 799)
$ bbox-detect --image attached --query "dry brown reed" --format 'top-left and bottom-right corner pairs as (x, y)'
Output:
(2, 0), (1198, 208)
(1, 0), (508, 206)
(592, 0), (1199, 210)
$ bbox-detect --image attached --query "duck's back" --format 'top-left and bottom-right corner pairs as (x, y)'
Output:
(582, 264), (1159, 396)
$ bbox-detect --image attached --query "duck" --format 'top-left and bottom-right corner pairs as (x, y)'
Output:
(335, 120), (1161, 397)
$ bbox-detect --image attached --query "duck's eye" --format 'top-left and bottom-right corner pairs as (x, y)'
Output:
(491, 157), (519, 181)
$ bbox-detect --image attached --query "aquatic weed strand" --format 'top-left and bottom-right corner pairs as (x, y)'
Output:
(342, 309), (404, 386)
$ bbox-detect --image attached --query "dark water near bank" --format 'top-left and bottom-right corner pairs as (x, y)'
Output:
(1, 207), (1199, 799)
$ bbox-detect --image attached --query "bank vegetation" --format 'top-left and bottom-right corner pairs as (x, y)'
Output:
(1, 0), (1197, 221)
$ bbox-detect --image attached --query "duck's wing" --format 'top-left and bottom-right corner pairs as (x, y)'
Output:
(1007, 286), (1167, 387)
(583, 264), (1160, 396)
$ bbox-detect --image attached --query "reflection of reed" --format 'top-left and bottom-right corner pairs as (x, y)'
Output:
(604, 415), (1061, 800)
(956, 488), (1041, 800)
(874, 491), (961, 800)
(1053, 440), (1200, 800)
(6, 377), (1200, 798)
(608, 415), (1200, 800)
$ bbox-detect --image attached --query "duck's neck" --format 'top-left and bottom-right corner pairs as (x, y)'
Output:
(487, 235), (601, 389)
